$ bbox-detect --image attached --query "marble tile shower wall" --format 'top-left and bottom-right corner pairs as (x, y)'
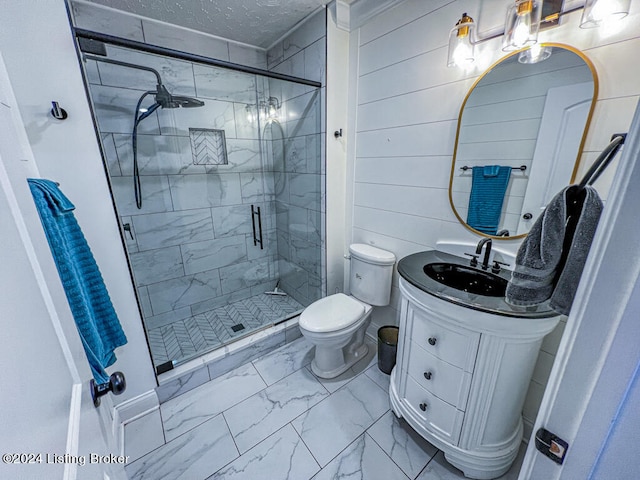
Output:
(73, 0), (327, 327)
(87, 45), (280, 331)
(71, 1), (268, 70)
(267, 9), (327, 305)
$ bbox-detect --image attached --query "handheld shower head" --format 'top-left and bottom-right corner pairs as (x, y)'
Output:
(154, 84), (205, 109)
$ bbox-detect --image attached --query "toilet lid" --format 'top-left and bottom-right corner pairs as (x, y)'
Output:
(299, 293), (365, 333)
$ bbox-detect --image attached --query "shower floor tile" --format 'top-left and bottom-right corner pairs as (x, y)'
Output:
(147, 292), (303, 367)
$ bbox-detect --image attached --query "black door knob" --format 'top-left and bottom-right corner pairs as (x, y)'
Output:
(428, 337), (437, 346)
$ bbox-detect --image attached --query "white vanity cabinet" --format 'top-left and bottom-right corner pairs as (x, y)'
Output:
(390, 278), (560, 479)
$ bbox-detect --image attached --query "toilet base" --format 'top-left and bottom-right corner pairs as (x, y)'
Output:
(310, 343), (369, 379)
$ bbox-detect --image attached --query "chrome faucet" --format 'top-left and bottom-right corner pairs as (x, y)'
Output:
(476, 238), (492, 270)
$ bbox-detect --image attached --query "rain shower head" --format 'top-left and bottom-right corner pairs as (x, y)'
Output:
(154, 84), (205, 109)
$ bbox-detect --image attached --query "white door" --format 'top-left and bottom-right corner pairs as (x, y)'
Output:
(517, 82), (594, 234)
(520, 102), (640, 479)
(0, 54), (124, 480)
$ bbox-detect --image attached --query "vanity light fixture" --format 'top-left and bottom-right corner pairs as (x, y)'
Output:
(580, 0), (631, 28)
(245, 104), (255, 123)
(447, 13), (476, 67)
(266, 96), (281, 120)
(447, 0), (631, 67)
(503, 0), (542, 51)
(245, 96), (281, 124)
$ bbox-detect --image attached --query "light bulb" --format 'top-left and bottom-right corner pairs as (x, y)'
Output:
(452, 40), (474, 66)
(512, 14), (532, 47)
(503, 1), (541, 52)
(591, 0), (615, 19)
(447, 13), (476, 67)
(581, 0), (631, 28)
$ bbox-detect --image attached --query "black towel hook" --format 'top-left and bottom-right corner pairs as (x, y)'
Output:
(50, 101), (68, 120)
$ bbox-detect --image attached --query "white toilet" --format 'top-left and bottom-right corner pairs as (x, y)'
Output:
(299, 244), (396, 378)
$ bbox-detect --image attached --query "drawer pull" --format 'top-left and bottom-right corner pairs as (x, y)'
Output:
(419, 402), (428, 411)
(423, 371), (432, 380)
(428, 337), (437, 346)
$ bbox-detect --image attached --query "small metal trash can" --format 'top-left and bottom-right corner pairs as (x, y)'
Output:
(377, 326), (399, 375)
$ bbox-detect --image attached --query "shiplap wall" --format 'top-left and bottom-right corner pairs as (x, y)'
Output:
(350, 0), (640, 440)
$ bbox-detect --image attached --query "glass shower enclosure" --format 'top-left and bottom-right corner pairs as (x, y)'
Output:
(79, 35), (323, 372)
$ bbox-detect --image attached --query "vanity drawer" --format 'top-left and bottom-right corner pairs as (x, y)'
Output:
(408, 303), (479, 372)
(403, 374), (464, 445)
(407, 341), (472, 409)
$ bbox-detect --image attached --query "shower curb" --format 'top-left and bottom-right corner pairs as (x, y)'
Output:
(155, 316), (301, 404)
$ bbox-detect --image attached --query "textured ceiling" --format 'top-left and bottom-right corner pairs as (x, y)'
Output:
(83, 0), (332, 48)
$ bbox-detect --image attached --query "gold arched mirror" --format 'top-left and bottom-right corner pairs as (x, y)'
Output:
(449, 43), (598, 239)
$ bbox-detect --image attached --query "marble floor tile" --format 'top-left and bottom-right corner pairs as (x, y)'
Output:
(311, 434), (410, 480)
(252, 337), (314, 385)
(292, 373), (390, 467)
(156, 365), (210, 403)
(208, 424), (320, 480)
(415, 444), (526, 480)
(414, 451), (468, 480)
(161, 363), (267, 442)
(224, 367), (328, 453)
(364, 363), (391, 393)
(145, 330), (527, 480)
(367, 411), (438, 479)
(125, 414), (238, 480)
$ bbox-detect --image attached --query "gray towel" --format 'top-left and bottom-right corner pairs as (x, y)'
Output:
(505, 185), (603, 315)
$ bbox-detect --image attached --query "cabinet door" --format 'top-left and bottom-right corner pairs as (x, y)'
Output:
(408, 302), (479, 372)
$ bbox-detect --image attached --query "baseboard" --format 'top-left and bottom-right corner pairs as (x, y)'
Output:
(112, 389), (161, 459)
(522, 417), (534, 445)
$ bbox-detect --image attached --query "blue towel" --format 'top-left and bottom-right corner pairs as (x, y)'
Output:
(27, 179), (127, 384)
(466, 165), (512, 235)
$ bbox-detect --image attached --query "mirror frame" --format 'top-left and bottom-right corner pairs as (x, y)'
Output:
(448, 43), (599, 240)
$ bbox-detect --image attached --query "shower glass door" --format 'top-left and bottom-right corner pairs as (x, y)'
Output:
(82, 42), (323, 371)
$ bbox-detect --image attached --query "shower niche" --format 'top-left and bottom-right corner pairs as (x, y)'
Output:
(79, 38), (324, 371)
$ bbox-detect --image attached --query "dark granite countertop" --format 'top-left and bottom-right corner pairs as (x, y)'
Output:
(397, 250), (557, 319)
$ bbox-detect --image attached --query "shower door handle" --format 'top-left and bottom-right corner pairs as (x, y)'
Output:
(251, 205), (263, 250)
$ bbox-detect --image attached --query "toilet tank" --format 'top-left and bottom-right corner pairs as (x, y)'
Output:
(349, 244), (396, 306)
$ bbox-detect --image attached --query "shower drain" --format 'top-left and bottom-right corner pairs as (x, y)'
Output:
(231, 323), (246, 333)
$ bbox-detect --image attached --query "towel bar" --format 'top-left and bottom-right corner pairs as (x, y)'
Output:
(460, 165), (526, 172)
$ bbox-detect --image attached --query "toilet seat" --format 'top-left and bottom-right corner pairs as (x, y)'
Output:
(299, 293), (366, 333)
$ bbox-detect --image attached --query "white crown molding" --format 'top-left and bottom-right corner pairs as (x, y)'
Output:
(333, 0), (407, 31)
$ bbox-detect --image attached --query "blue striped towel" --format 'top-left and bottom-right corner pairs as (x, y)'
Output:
(466, 166), (512, 235)
(28, 179), (127, 384)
